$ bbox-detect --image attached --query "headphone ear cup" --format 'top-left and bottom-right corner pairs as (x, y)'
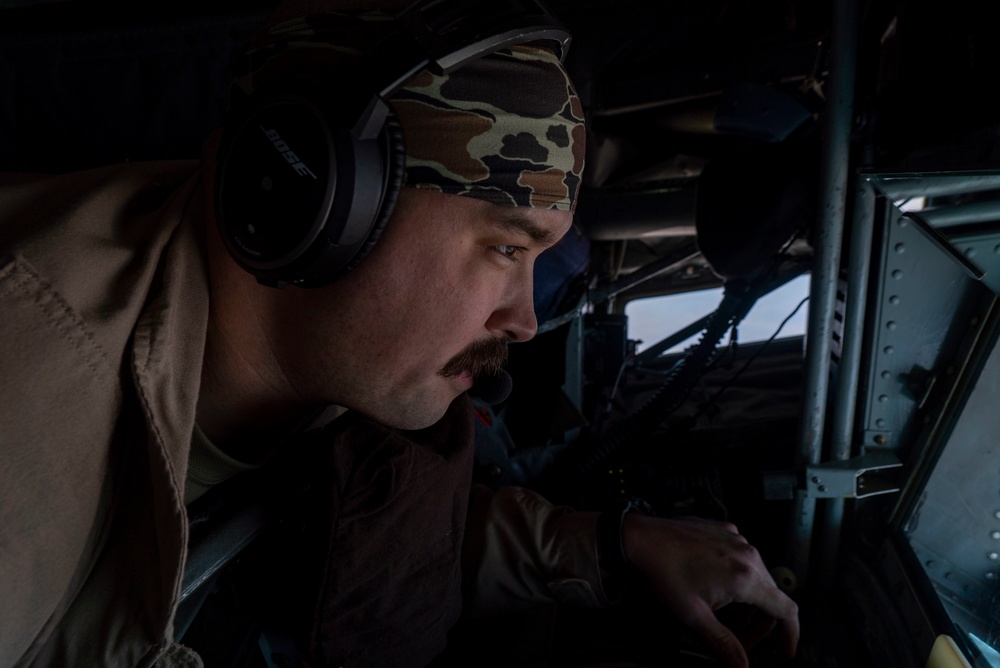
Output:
(340, 112), (406, 275)
(214, 84), (404, 287)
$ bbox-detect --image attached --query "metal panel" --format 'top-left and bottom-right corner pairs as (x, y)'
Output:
(905, 333), (1000, 655)
(860, 204), (986, 455)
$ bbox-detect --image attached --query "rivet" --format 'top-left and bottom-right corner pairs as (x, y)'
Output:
(995, 510), (1000, 520)
(882, 371), (892, 380)
(889, 295), (901, 305)
(987, 572), (997, 580)
(994, 243), (1000, 255)
(895, 243), (906, 254)
(811, 476), (821, 484)
(892, 270), (904, 280)
(879, 395), (889, 403)
(887, 321), (898, 330)
(991, 531), (1000, 540)
(818, 485), (827, 493)
(926, 560), (936, 568)
(966, 248), (977, 258)
(898, 217), (909, 228)
(989, 552), (999, 561)
(876, 419), (887, 429)
(874, 434), (888, 445)
(884, 346), (895, 355)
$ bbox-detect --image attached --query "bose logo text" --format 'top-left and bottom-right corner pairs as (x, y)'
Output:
(261, 127), (318, 179)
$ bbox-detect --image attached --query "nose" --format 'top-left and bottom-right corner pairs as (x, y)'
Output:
(485, 273), (538, 342)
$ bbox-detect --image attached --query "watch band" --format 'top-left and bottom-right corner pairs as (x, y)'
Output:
(597, 497), (647, 576)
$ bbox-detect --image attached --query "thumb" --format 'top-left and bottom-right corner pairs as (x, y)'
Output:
(688, 601), (750, 668)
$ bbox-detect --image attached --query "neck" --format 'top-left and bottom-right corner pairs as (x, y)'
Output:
(195, 167), (316, 451)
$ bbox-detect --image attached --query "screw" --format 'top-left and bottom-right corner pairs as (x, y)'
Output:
(875, 435), (888, 446)
(818, 485), (827, 493)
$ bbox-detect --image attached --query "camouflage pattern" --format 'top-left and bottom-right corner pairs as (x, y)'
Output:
(237, 6), (585, 212)
(391, 45), (585, 212)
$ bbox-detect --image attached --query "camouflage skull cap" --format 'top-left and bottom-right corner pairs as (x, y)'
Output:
(390, 45), (585, 212)
(238, 5), (585, 212)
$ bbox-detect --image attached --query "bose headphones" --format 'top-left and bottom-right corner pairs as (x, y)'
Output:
(214, 0), (571, 288)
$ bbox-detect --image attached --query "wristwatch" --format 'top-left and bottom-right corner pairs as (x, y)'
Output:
(597, 497), (653, 579)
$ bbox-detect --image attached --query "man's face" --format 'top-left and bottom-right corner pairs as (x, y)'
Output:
(268, 188), (573, 430)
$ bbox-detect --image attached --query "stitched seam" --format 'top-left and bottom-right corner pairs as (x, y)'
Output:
(0, 256), (114, 383)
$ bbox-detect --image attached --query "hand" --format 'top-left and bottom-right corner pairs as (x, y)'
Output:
(621, 514), (799, 668)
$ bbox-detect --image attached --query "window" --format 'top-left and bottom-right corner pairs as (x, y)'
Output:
(625, 274), (811, 355)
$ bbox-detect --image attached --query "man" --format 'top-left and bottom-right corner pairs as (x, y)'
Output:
(0, 2), (798, 667)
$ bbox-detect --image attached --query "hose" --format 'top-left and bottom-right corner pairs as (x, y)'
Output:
(563, 280), (758, 490)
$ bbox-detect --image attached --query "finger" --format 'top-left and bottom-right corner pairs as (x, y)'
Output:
(687, 600), (750, 668)
(738, 579), (800, 657)
(716, 603), (773, 649)
(734, 610), (777, 651)
(779, 614), (800, 658)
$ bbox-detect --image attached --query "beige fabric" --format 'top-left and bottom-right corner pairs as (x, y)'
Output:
(0, 162), (206, 667)
(185, 424), (266, 505)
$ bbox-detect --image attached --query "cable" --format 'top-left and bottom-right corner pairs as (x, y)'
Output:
(562, 282), (756, 489)
(697, 294), (810, 416)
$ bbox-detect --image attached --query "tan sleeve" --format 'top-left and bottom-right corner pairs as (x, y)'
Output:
(461, 484), (613, 617)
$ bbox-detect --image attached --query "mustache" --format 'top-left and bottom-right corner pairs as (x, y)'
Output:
(439, 337), (509, 379)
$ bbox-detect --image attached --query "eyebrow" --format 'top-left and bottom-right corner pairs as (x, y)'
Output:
(492, 210), (558, 247)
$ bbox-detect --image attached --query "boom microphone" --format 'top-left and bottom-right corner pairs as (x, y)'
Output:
(473, 370), (513, 405)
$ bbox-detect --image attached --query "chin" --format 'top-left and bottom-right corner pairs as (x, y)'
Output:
(367, 394), (456, 432)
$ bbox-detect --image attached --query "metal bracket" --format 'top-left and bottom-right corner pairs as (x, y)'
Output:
(806, 451), (903, 499)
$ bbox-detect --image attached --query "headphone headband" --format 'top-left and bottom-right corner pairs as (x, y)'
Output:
(215, 0), (571, 287)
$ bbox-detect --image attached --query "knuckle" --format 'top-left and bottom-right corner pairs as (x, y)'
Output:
(731, 558), (754, 578)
